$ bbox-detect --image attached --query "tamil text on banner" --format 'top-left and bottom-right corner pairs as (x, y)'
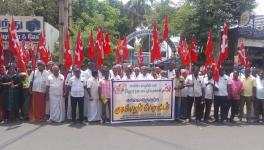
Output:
(111, 80), (175, 123)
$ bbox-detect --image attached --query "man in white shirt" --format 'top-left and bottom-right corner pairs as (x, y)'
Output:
(45, 61), (55, 117)
(136, 66), (154, 80)
(167, 63), (176, 79)
(203, 69), (217, 122)
(86, 71), (101, 122)
(67, 67), (86, 124)
(254, 70), (264, 122)
(185, 66), (204, 122)
(214, 67), (230, 122)
(29, 60), (49, 122)
(46, 65), (65, 123)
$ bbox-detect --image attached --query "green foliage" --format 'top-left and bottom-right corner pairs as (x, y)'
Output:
(0, 0), (59, 27)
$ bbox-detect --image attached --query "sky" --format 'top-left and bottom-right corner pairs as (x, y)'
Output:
(255, 0), (264, 15)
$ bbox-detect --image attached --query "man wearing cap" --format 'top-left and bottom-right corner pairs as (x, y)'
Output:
(29, 60), (49, 122)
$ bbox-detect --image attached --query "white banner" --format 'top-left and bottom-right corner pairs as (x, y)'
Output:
(111, 80), (175, 123)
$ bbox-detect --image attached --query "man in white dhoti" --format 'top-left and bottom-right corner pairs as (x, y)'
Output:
(87, 71), (101, 122)
(46, 65), (65, 123)
(45, 61), (55, 116)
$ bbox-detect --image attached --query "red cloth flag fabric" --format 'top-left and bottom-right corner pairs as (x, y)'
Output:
(181, 40), (190, 65)
(9, 16), (26, 72)
(217, 22), (229, 69)
(177, 37), (183, 59)
(9, 16), (20, 55)
(30, 43), (36, 70)
(162, 15), (169, 41)
(22, 40), (30, 64)
(238, 41), (251, 68)
(205, 31), (212, 57)
(104, 31), (112, 55)
(96, 26), (104, 69)
(87, 31), (95, 61)
(74, 31), (84, 68)
(38, 33), (49, 64)
(115, 37), (122, 64)
(150, 22), (162, 63)
(122, 36), (129, 61)
(0, 33), (4, 66)
(189, 34), (198, 63)
(64, 30), (72, 70)
(212, 63), (219, 81)
(138, 48), (144, 66)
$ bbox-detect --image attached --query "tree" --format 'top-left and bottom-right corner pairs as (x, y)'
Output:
(0, 0), (59, 27)
(124, 0), (154, 28)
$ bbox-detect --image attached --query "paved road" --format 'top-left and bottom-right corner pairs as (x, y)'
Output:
(0, 121), (264, 150)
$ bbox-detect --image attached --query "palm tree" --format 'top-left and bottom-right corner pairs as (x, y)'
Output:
(124, 0), (154, 28)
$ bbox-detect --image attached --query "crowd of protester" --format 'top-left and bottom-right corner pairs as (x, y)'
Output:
(0, 60), (263, 125)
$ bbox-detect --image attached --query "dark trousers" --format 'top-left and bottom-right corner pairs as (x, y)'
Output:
(203, 99), (213, 121)
(65, 96), (68, 119)
(180, 97), (187, 119)
(187, 96), (202, 120)
(214, 96), (229, 121)
(254, 99), (264, 121)
(71, 96), (84, 122)
(230, 100), (240, 121)
(175, 96), (181, 119)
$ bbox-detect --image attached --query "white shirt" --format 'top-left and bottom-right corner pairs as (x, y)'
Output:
(203, 77), (214, 100)
(181, 87), (188, 97)
(122, 74), (136, 80)
(256, 77), (264, 100)
(65, 72), (73, 86)
(185, 75), (203, 97)
(215, 74), (229, 96)
(81, 70), (91, 81)
(29, 69), (49, 93)
(136, 74), (154, 80)
(111, 75), (121, 80)
(47, 74), (64, 96)
(168, 70), (176, 79)
(68, 76), (86, 97)
(87, 77), (99, 100)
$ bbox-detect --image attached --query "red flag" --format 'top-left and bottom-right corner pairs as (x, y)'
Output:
(245, 48), (251, 68)
(96, 26), (104, 69)
(181, 40), (190, 65)
(217, 22), (229, 69)
(162, 15), (169, 41)
(212, 63), (219, 81)
(29, 34), (36, 70)
(122, 36), (129, 61)
(205, 31), (212, 57)
(0, 33), (4, 66)
(74, 31), (84, 68)
(205, 53), (215, 66)
(9, 16), (20, 55)
(138, 48), (144, 66)
(177, 37), (183, 60)
(238, 40), (251, 68)
(150, 22), (162, 63)
(190, 34), (198, 63)
(22, 40), (30, 64)
(9, 16), (26, 72)
(64, 30), (72, 70)
(115, 37), (122, 64)
(104, 31), (112, 55)
(38, 33), (49, 64)
(87, 31), (95, 61)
